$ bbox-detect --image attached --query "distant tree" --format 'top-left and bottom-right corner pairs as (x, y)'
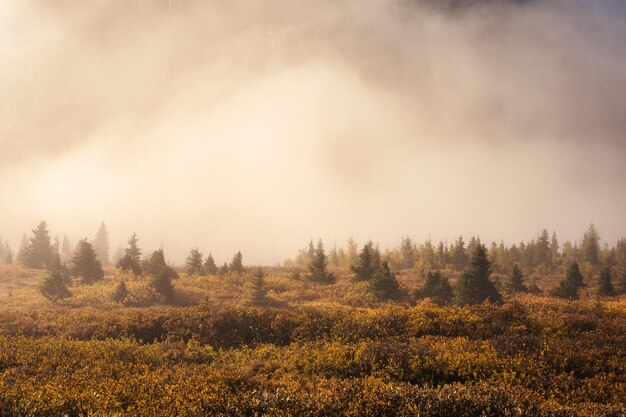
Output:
(16, 234), (29, 265)
(597, 267), (615, 297)
(415, 271), (453, 305)
(204, 254), (218, 275)
(506, 264), (527, 294)
(346, 237), (358, 268)
(229, 251), (244, 274)
(400, 235), (414, 269)
(451, 236), (469, 270)
(618, 269), (626, 295)
(71, 240), (104, 285)
(125, 233), (142, 264)
(111, 280), (128, 303)
(582, 224), (601, 266)
(250, 267), (267, 303)
(550, 262), (585, 300)
(52, 235), (60, 257)
(535, 229), (552, 268)
(61, 235), (71, 263)
(40, 255), (71, 301)
(186, 248), (204, 276)
(218, 262), (229, 275)
(551, 231), (559, 259)
(150, 269), (174, 301)
(117, 254), (142, 276)
(307, 240), (336, 284)
(369, 261), (402, 300)
(328, 246), (340, 268)
(143, 249), (178, 279)
(20, 221), (55, 269)
(455, 240), (502, 305)
(112, 245), (124, 264)
(351, 242), (377, 282)
(307, 240), (315, 259)
(93, 222), (110, 265)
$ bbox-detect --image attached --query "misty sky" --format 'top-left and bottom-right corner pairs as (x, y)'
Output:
(1, 0), (626, 265)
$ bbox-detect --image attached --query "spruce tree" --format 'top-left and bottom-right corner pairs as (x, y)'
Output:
(307, 240), (336, 284)
(93, 222), (110, 265)
(204, 254), (218, 275)
(250, 267), (267, 303)
(21, 221), (55, 269)
(351, 243), (377, 282)
(451, 236), (469, 271)
(550, 262), (585, 300)
(400, 235), (414, 269)
(369, 261), (402, 300)
(597, 267), (615, 297)
(143, 249), (178, 279)
(455, 240), (502, 305)
(582, 224), (601, 266)
(150, 269), (174, 301)
(415, 271), (454, 305)
(71, 240), (104, 285)
(218, 262), (229, 275)
(230, 251), (244, 274)
(16, 234), (29, 265)
(40, 255), (71, 300)
(117, 254), (142, 276)
(111, 280), (128, 303)
(186, 248), (204, 276)
(126, 233), (142, 263)
(506, 264), (527, 294)
(617, 269), (626, 295)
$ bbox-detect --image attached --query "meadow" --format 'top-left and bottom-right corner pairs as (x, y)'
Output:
(0, 263), (624, 416)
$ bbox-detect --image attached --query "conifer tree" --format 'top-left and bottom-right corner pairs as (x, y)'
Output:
(93, 222), (110, 265)
(415, 271), (454, 305)
(250, 267), (267, 303)
(307, 240), (315, 259)
(506, 263), (527, 294)
(455, 240), (502, 305)
(21, 221), (55, 269)
(125, 233), (142, 263)
(582, 224), (601, 266)
(351, 242), (377, 282)
(307, 240), (336, 284)
(186, 248), (204, 276)
(143, 249), (178, 279)
(451, 236), (469, 271)
(535, 229), (552, 268)
(597, 267), (615, 296)
(346, 237), (358, 268)
(40, 255), (71, 300)
(16, 233), (29, 265)
(550, 262), (585, 300)
(617, 269), (626, 295)
(229, 251), (244, 274)
(111, 280), (128, 303)
(218, 262), (229, 275)
(117, 254), (143, 276)
(150, 269), (174, 301)
(204, 254), (218, 275)
(551, 231), (559, 259)
(369, 261), (402, 300)
(71, 240), (104, 285)
(400, 235), (414, 269)
(61, 235), (71, 263)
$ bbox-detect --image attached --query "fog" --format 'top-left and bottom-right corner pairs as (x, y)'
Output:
(1, 0), (625, 264)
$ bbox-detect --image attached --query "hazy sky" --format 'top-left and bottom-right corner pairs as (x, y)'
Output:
(1, 0), (625, 264)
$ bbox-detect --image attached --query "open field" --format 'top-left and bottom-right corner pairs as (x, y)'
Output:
(0, 264), (624, 416)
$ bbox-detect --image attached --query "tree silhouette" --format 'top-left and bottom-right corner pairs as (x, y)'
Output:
(415, 271), (454, 305)
(550, 262), (585, 300)
(71, 240), (104, 285)
(93, 222), (110, 265)
(506, 264), (527, 294)
(582, 224), (601, 266)
(186, 248), (204, 276)
(369, 261), (402, 300)
(455, 240), (502, 305)
(230, 251), (244, 274)
(125, 233), (142, 264)
(40, 255), (71, 301)
(250, 267), (267, 303)
(150, 269), (174, 301)
(351, 242), (377, 282)
(597, 267), (615, 296)
(307, 240), (336, 284)
(204, 254), (218, 275)
(111, 280), (128, 303)
(20, 221), (55, 269)
(143, 249), (178, 280)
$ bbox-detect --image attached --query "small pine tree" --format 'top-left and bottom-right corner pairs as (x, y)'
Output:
(21, 221), (55, 269)
(307, 240), (336, 284)
(582, 224), (601, 266)
(204, 254), (218, 275)
(455, 241), (502, 305)
(40, 256), (71, 300)
(71, 240), (104, 285)
(415, 271), (454, 305)
(111, 280), (128, 303)
(506, 264), (527, 294)
(125, 233), (142, 263)
(351, 243), (377, 282)
(218, 262), (229, 275)
(369, 261), (402, 300)
(550, 262), (585, 300)
(143, 249), (178, 279)
(250, 267), (267, 303)
(186, 248), (204, 276)
(150, 269), (174, 301)
(230, 251), (244, 274)
(597, 267), (615, 297)
(618, 269), (626, 295)
(117, 254), (142, 276)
